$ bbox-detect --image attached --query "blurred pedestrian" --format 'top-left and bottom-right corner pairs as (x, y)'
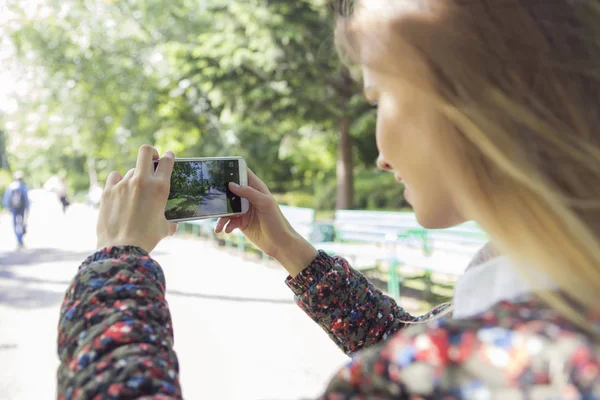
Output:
(58, 176), (70, 213)
(85, 182), (103, 208)
(44, 175), (70, 213)
(3, 171), (29, 249)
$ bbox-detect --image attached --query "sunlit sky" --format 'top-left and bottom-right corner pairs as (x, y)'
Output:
(0, 0), (47, 114)
(0, 0), (11, 112)
(0, 0), (22, 113)
(0, 73), (18, 114)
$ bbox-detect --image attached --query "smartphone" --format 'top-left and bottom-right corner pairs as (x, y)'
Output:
(155, 157), (249, 222)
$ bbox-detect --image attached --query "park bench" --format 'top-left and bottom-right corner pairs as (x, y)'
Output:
(179, 218), (217, 239)
(180, 207), (488, 304)
(233, 204), (316, 258)
(179, 205), (316, 258)
(314, 210), (488, 302)
(426, 221), (488, 254)
(314, 210), (426, 265)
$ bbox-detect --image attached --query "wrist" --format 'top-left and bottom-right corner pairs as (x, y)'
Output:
(274, 233), (318, 278)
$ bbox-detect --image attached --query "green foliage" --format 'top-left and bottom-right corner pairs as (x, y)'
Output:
(272, 192), (316, 208)
(2, 0), (379, 208)
(275, 170), (409, 212)
(207, 162), (225, 190)
(353, 171), (408, 211)
(312, 179), (337, 211)
(170, 162), (198, 199)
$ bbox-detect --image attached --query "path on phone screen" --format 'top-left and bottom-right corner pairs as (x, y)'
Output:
(195, 188), (228, 217)
(0, 190), (348, 400)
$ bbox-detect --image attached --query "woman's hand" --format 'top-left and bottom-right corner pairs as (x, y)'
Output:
(214, 170), (317, 277)
(96, 145), (178, 253)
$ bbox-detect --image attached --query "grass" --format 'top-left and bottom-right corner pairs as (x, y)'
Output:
(166, 197), (187, 210)
(166, 196), (198, 217)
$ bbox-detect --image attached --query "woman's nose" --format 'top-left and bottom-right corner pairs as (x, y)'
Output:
(376, 154), (393, 171)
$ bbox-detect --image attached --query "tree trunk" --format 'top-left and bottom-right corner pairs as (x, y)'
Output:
(336, 67), (354, 210)
(336, 117), (353, 209)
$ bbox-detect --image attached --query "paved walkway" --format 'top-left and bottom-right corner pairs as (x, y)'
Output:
(0, 192), (348, 399)
(195, 189), (227, 217)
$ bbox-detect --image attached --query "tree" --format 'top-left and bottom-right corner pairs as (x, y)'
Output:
(2, 0), (217, 191)
(207, 161), (225, 191)
(170, 161), (195, 198)
(167, 0), (372, 208)
(2, 0), (378, 208)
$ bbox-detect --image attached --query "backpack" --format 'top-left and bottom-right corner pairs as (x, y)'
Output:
(9, 185), (25, 210)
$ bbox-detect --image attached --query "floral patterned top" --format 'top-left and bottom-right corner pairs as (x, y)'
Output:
(57, 246), (181, 400)
(57, 247), (600, 399)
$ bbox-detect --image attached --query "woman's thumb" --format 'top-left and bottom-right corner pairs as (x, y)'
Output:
(229, 182), (272, 208)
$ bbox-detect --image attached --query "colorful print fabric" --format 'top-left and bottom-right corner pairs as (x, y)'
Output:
(288, 251), (600, 399)
(57, 247), (600, 399)
(285, 250), (452, 355)
(319, 298), (600, 399)
(57, 246), (181, 399)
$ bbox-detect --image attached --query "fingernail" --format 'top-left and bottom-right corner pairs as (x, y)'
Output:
(164, 151), (174, 158)
(229, 182), (239, 189)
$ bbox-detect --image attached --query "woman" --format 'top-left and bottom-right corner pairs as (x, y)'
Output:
(58, 1), (600, 398)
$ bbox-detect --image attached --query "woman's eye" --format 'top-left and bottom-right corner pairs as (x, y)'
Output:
(370, 103), (378, 109)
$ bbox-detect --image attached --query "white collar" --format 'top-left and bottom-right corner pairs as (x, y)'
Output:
(452, 256), (556, 319)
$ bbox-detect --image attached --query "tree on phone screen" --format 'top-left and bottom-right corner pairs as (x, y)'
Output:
(207, 161), (225, 193)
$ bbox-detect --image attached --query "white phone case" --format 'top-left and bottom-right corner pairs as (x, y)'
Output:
(163, 157), (249, 223)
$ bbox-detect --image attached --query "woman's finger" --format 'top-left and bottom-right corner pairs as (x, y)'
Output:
(122, 168), (136, 182)
(215, 217), (231, 233)
(135, 145), (159, 178)
(155, 151), (175, 180)
(225, 218), (242, 234)
(229, 182), (272, 209)
(105, 171), (123, 191)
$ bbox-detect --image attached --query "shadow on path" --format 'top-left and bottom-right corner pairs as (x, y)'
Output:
(0, 273), (71, 286)
(0, 247), (172, 268)
(0, 248), (88, 309)
(0, 246), (295, 307)
(167, 289), (295, 305)
(0, 285), (65, 309)
(0, 248), (92, 267)
(0, 275), (295, 306)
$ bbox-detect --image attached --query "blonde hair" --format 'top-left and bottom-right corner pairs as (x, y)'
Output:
(337, 1), (600, 334)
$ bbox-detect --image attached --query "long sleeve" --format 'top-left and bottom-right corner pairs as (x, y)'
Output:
(286, 250), (451, 355)
(57, 246), (182, 399)
(319, 297), (600, 399)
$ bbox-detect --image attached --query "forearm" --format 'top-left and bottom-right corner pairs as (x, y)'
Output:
(57, 246), (181, 399)
(286, 251), (414, 355)
(274, 234), (319, 278)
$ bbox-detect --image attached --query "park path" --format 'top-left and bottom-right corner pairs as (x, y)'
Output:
(0, 190), (348, 400)
(195, 188), (228, 217)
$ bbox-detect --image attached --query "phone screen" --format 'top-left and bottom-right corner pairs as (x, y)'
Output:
(159, 159), (242, 221)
